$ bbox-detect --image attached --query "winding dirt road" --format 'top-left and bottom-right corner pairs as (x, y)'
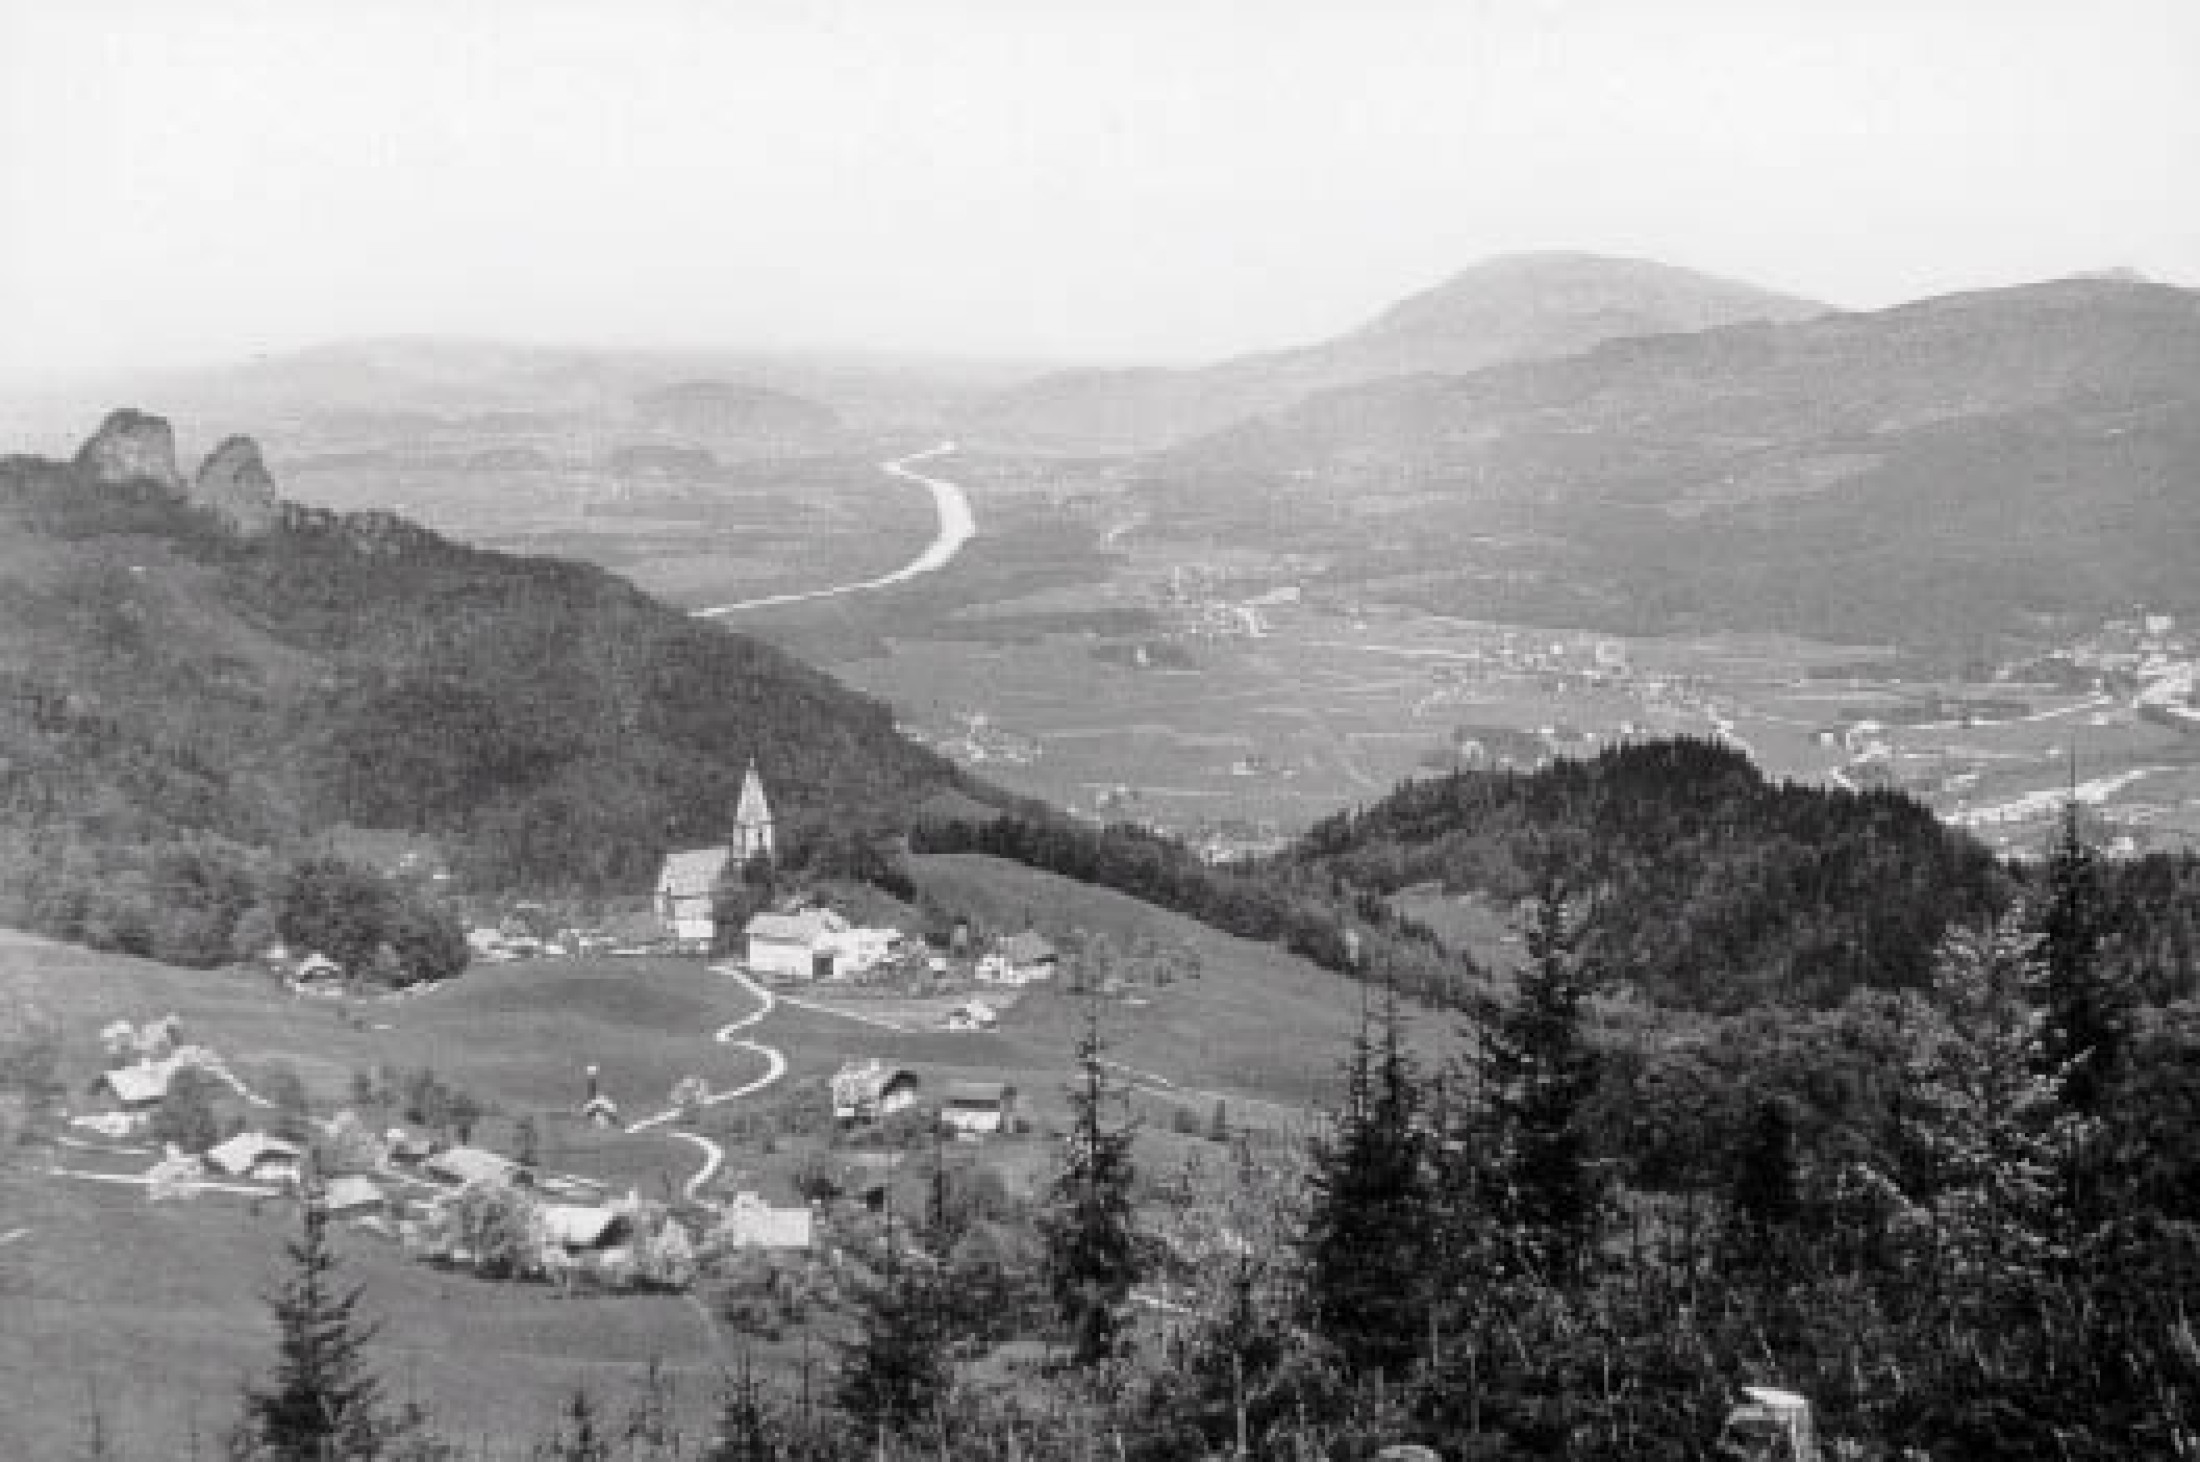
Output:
(625, 964), (788, 1208)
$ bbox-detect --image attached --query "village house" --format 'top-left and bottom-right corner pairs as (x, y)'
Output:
(654, 847), (733, 951)
(745, 908), (847, 979)
(426, 1145), (530, 1189)
(323, 1174), (389, 1223)
(206, 1131), (304, 1183)
(716, 1191), (814, 1251)
(831, 1059), (921, 1124)
(652, 762), (776, 950)
(94, 1060), (174, 1114)
(539, 1203), (630, 1255)
(944, 998), (998, 1032)
(941, 1081), (1017, 1138)
(976, 931), (1057, 985)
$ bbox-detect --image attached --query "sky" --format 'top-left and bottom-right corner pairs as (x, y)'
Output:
(2, 0), (2196, 380)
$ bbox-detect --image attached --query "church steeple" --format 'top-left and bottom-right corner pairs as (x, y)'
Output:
(733, 759), (774, 861)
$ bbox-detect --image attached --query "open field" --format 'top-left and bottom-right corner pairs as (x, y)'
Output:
(0, 1168), (721, 1462)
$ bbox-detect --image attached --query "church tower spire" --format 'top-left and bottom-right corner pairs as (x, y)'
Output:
(733, 759), (774, 862)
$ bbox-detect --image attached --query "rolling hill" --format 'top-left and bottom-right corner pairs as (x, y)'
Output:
(631, 379), (841, 451)
(0, 408), (986, 958)
(1141, 275), (2200, 655)
(957, 252), (1824, 451)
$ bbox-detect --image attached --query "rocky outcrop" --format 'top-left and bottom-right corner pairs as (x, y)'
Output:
(74, 408), (184, 491)
(191, 436), (280, 536)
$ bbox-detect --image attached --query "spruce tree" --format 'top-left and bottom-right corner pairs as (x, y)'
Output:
(835, 1210), (950, 1438)
(2033, 801), (2131, 1117)
(1039, 996), (1142, 1365)
(1722, 1095), (1801, 1268)
(1299, 980), (1437, 1378)
(705, 1359), (779, 1462)
(1483, 872), (1603, 1284)
(236, 1188), (393, 1461)
(536, 1389), (610, 1462)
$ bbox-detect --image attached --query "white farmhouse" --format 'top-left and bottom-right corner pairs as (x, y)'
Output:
(744, 909), (847, 979)
(941, 1081), (1016, 1137)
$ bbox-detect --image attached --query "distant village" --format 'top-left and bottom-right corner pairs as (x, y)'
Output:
(40, 759), (1093, 1311)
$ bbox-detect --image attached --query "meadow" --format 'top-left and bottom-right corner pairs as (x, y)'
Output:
(0, 853), (1422, 1459)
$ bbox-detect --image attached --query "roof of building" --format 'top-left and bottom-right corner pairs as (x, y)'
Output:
(323, 1175), (386, 1212)
(99, 1061), (174, 1106)
(944, 1080), (1014, 1105)
(425, 1145), (524, 1187)
(999, 932), (1057, 965)
(206, 1131), (302, 1177)
(540, 1204), (629, 1249)
(832, 1059), (920, 1105)
(719, 1192), (812, 1250)
(735, 761), (772, 828)
(746, 910), (840, 944)
(656, 847), (733, 899)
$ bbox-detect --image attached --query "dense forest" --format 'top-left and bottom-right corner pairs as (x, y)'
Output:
(0, 415), (984, 976)
(1285, 738), (2200, 1010)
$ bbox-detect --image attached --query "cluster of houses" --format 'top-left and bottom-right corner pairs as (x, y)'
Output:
(648, 762), (1063, 994)
(121, 1099), (820, 1290)
(829, 1058), (1019, 1138)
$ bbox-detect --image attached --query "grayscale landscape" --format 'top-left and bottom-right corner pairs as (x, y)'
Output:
(2, 4), (2197, 1459)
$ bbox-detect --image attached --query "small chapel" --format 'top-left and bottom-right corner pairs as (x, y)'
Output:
(653, 761), (774, 949)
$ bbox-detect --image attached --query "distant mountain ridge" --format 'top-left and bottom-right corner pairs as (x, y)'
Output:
(959, 252), (1825, 451)
(1140, 275), (2200, 654)
(631, 379), (841, 454)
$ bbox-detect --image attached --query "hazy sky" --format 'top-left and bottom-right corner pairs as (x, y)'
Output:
(3, 0), (2195, 380)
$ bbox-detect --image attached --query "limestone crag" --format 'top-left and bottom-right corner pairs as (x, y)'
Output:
(191, 436), (281, 536)
(74, 408), (184, 491)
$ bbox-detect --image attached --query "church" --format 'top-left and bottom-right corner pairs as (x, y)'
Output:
(653, 761), (774, 949)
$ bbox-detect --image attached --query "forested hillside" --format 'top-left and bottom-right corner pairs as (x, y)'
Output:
(0, 410), (982, 969)
(1288, 738), (2200, 1011)
(1288, 738), (2004, 1009)
(1143, 277), (2200, 657)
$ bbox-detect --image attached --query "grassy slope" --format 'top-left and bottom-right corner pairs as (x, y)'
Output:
(910, 852), (1461, 1109)
(1, 853), (1451, 1456)
(0, 931), (751, 1460)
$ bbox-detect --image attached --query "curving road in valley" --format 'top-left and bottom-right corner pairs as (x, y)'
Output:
(691, 442), (973, 616)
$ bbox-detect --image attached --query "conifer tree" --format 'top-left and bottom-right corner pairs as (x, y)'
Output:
(1299, 979), (1437, 1378)
(1483, 871), (1603, 1284)
(704, 1359), (779, 1462)
(235, 1188), (395, 1461)
(536, 1389), (610, 1462)
(835, 1210), (950, 1438)
(1039, 996), (1142, 1365)
(1723, 1095), (1801, 1266)
(2033, 801), (2131, 1117)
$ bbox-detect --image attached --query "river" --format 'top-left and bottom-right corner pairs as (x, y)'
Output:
(691, 441), (973, 617)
